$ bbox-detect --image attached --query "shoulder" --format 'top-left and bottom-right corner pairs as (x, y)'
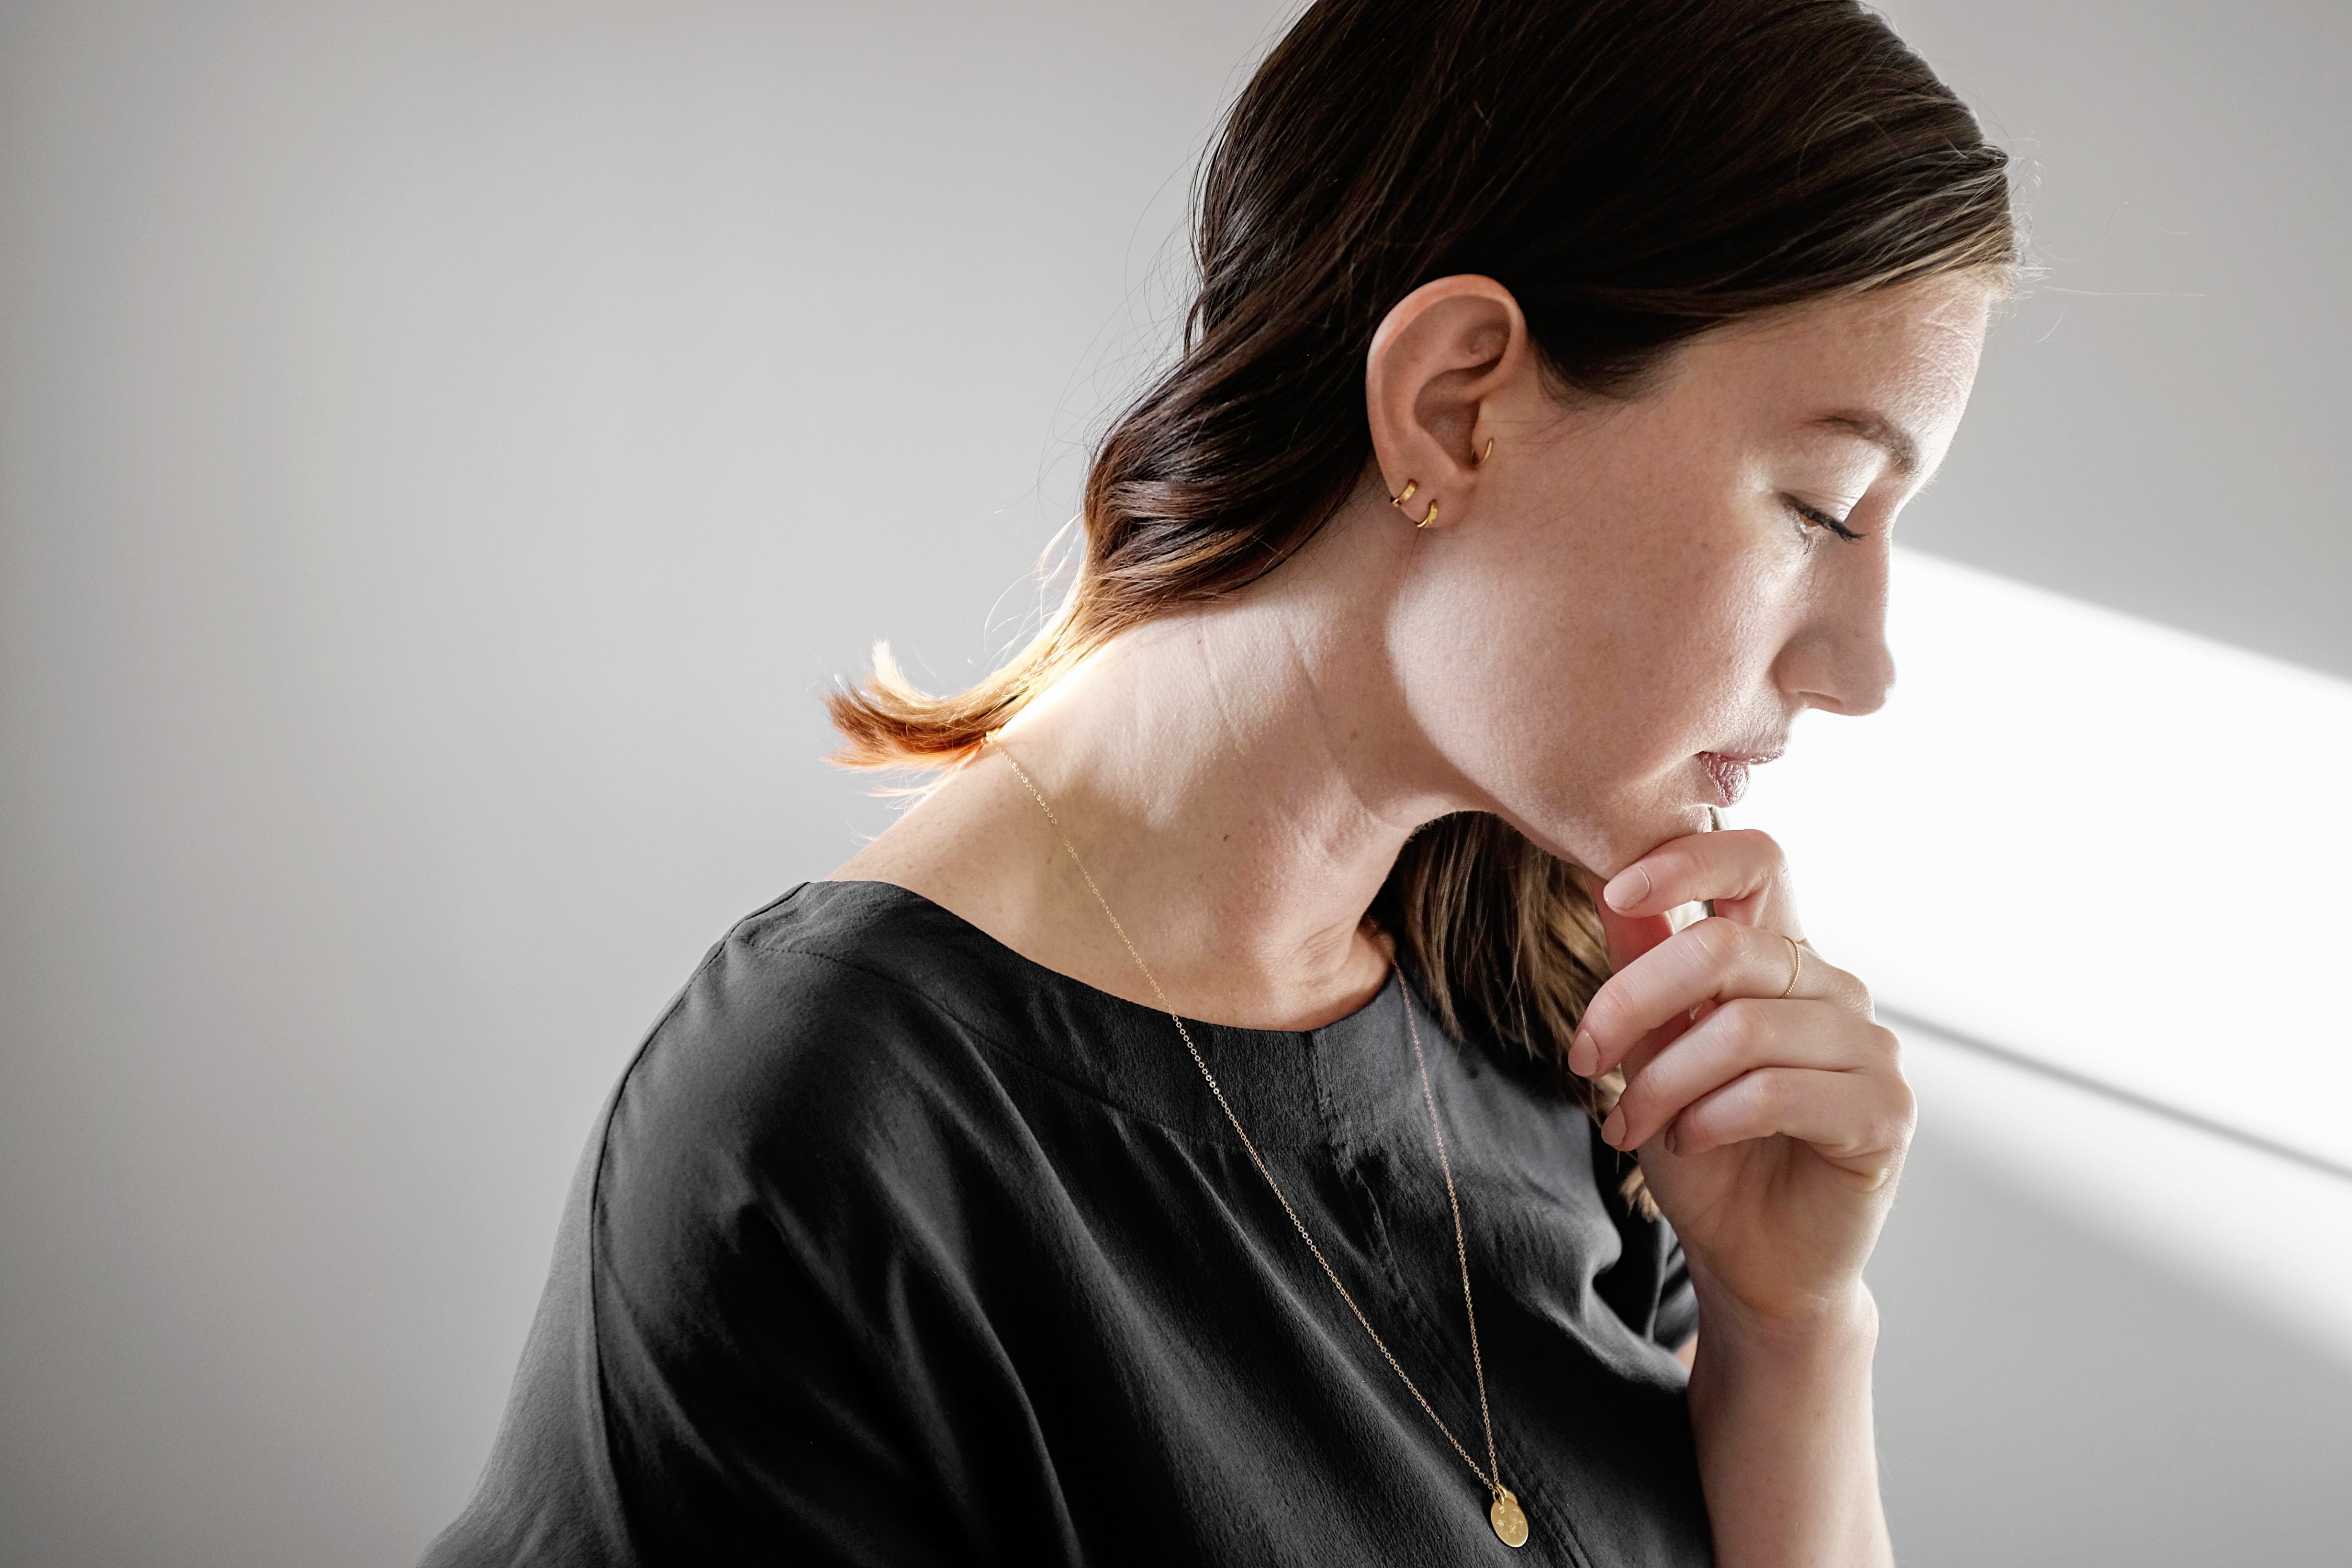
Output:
(630, 881), (982, 1096)
(597, 881), (1041, 1249)
(462, 886), (1043, 1561)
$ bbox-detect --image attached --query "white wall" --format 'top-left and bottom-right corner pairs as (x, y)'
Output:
(1877, 0), (2352, 680)
(1, 4), (2343, 1565)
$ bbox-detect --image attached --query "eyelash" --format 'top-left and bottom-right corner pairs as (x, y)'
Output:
(1786, 497), (1862, 542)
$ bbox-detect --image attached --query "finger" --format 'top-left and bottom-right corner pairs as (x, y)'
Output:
(1575, 918), (1862, 1079)
(1565, 887), (1677, 1079)
(1656, 1062), (1916, 1180)
(1600, 999), (1889, 1152)
(1592, 893), (1675, 974)
(1606, 1003), (1697, 1090)
(1600, 827), (1800, 932)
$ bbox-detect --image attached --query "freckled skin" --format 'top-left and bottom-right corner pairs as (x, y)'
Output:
(844, 273), (1992, 1026)
(1375, 276), (1990, 877)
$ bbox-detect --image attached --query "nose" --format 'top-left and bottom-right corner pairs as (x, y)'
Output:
(1777, 561), (1896, 718)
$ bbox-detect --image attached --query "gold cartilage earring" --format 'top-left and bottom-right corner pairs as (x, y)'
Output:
(1475, 436), (1495, 467)
(1390, 480), (1439, 528)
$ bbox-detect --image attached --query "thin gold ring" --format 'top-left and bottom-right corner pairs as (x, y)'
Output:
(1777, 935), (1803, 1000)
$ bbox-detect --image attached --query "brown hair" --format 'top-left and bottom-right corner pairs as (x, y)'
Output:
(828, 0), (2013, 1214)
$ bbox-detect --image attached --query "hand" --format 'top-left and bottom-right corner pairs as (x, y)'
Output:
(1566, 829), (1913, 1329)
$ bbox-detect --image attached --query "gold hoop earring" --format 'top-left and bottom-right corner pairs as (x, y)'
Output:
(1390, 480), (1439, 528)
(1474, 437), (1495, 468)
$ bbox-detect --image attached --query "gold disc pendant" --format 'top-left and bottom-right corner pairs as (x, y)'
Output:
(1489, 1487), (1530, 1549)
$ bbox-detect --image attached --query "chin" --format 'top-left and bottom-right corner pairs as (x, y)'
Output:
(1499, 793), (1710, 881)
(1596, 807), (1713, 877)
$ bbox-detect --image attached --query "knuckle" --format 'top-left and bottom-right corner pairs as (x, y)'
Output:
(1737, 827), (1789, 875)
(1714, 997), (1770, 1051)
(1583, 985), (1631, 1039)
(1870, 1098), (1917, 1155)
(1747, 1067), (1795, 1116)
(1806, 951), (1871, 1014)
(1688, 916), (1741, 968)
(1654, 843), (1700, 882)
(1892, 1080), (1920, 1138)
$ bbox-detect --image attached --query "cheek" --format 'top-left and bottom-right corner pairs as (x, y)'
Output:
(1536, 494), (1764, 737)
(1395, 494), (1766, 805)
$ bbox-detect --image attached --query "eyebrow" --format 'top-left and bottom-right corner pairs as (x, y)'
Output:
(1810, 410), (1921, 480)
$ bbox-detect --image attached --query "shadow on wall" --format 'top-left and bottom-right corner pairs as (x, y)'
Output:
(1870, 1127), (2352, 1567)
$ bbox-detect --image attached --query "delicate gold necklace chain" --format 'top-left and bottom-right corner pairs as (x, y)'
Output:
(986, 734), (1528, 1547)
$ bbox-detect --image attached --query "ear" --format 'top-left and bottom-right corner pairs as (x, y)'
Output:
(1364, 275), (1532, 531)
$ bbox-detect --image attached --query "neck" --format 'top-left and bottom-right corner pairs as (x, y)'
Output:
(836, 504), (1460, 1029)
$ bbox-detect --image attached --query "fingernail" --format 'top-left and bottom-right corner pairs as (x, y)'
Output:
(1603, 864), (1652, 910)
(1602, 1109), (1626, 1148)
(1569, 1033), (1597, 1078)
(1665, 1122), (1683, 1156)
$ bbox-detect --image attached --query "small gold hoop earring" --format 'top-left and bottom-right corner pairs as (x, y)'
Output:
(1390, 479), (1417, 509)
(1474, 437), (1495, 468)
(1390, 480), (1439, 528)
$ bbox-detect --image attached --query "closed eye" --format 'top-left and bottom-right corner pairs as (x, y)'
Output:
(1786, 496), (1863, 542)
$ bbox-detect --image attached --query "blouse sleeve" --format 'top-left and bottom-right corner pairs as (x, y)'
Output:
(1650, 1226), (1700, 1350)
(1588, 1133), (1700, 1353)
(423, 940), (1071, 1568)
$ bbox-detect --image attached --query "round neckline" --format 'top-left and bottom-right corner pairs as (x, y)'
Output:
(812, 876), (1401, 1040)
(785, 879), (1441, 1150)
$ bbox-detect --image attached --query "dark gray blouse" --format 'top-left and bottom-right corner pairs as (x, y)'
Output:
(425, 879), (1709, 1566)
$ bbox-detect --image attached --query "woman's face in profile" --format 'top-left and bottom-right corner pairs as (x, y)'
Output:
(1399, 274), (1994, 877)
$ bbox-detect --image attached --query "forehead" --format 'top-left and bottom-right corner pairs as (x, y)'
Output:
(1684, 275), (1993, 441)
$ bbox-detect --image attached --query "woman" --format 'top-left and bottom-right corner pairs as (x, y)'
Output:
(428, 1), (2012, 1563)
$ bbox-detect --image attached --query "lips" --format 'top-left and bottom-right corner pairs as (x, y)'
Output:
(1695, 749), (1782, 806)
